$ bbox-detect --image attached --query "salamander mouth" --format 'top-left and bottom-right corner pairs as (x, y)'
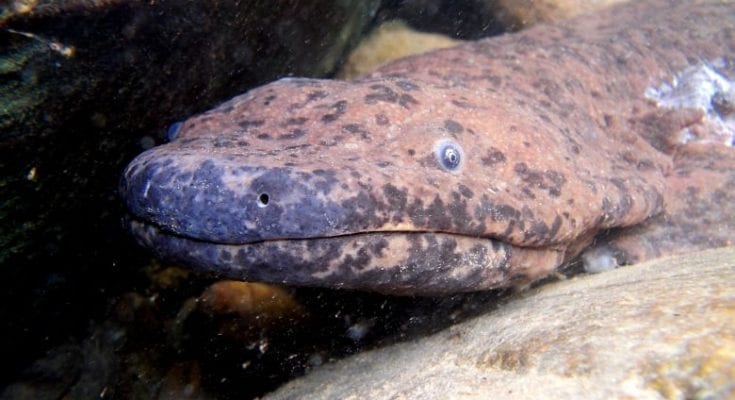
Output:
(126, 217), (564, 295)
(127, 214), (501, 246)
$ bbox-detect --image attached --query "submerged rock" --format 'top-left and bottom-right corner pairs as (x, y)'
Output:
(264, 247), (735, 399)
(338, 20), (460, 79)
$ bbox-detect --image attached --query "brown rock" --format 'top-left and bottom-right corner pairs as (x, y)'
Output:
(198, 281), (303, 322)
(180, 281), (305, 342)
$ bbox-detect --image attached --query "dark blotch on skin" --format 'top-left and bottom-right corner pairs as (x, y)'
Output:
(345, 248), (372, 270)
(544, 171), (566, 197)
(514, 162), (566, 197)
(364, 85), (394, 104)
(239, 120), (265, 130)
(396, 80), (420, 91)
(307, 90), (328, 102)
(521, 187), (536, 199)
(284, 144), (310, 151)
(567, 136), (581, 154)
(474, 195), (521, 224)
(637, 159), (656, 171)
(279, 129), (307, 140)
(448, 190), (476, 233)
(458, 184), (474, 198)
(343, 124), (371, 140)
(444, 119), (464, 134)
(319, 136), (342, 147)
(485, 74), (502, 88)
(311, 169), (339, 194)
(257, 133), (272, 140)
(481, 147), (507, 166)
(213, 138), (234, 148)
(603, 114), (614, 127)
(621, 151), (657, 173)
(375, 114), (390, 126)
(524, 219), (553, 242)
(532, 77), (562, 101)
(383, 183), (408, 214)
(341, 191), (388, 229)
(428, 197), (452, 230)
(451, 99), (474, 108)
(369, 238), (389, 257)
(365, 84), (419, 109)
(283, 117), (308, 126)
(399, 94), (419, 108)
(321, 100), (348, 123)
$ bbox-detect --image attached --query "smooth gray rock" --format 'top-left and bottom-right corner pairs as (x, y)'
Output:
(266, 247), (735, 399)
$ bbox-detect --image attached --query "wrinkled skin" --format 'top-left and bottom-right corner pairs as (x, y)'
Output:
(585, 144), (735, 267)
(121, 0), (735, 295)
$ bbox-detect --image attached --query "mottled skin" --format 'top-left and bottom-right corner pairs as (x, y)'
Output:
(121, 0), (735, 295)
(587, 143), (735, 266)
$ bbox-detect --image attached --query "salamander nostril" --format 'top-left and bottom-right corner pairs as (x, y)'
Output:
(257, 193), (270, 208)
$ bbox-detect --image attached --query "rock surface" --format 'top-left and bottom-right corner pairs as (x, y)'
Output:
(265, 246), (735, 399)
(338, 20), (460, 79)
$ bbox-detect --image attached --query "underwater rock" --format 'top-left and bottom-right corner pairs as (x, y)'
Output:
(178, 281), (306, 343)
(264, 247), (735, 399)
(338, 20), (460, 80)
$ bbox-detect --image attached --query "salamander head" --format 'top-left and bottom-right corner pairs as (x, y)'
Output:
(121, 76), (663, 294)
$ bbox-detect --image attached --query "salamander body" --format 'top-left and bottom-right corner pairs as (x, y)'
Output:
(121, 0), (735, 294)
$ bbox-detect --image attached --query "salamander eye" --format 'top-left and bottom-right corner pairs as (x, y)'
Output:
(434, 139), (464, 172)
(167, 121), (183, 141)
